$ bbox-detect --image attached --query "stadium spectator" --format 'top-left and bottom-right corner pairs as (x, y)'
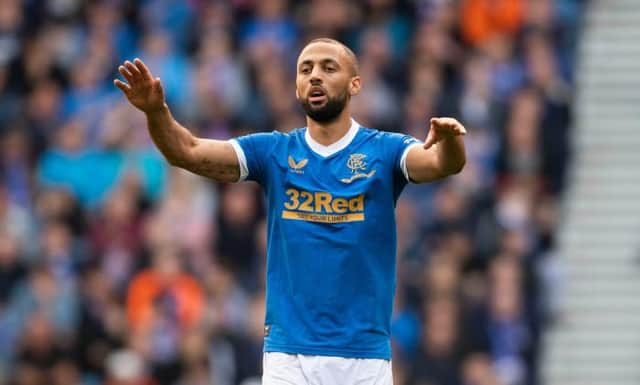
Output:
(460, 0), (523, 47)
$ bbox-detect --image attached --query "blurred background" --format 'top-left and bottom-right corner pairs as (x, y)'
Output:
(5, 0), (635, 385)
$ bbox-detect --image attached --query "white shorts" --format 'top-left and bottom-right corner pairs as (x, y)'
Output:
(262, 352), (393, 385)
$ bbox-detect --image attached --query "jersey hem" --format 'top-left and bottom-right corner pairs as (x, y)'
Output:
(264, 343), (391, 360)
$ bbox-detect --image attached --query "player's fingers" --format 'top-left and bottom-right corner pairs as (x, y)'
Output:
(113, 79), (131, 94)
(423, 137), (438, 150)
(431, 117), (455, 128)
(430, 117), (443, 127)
(134, 58), (153, 82)
(124, 60), (142, 83)
(423, 128), (437, 149)
(432, 117), (466, 135)
(153, 77), (165, 99)
(447, 119), (467, 135)
(118, 65), (135, 84)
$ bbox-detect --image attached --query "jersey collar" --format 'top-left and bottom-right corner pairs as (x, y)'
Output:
(304, 118), (360, 158)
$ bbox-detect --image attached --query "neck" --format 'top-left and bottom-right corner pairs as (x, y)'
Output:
(306, 107), (352, 146)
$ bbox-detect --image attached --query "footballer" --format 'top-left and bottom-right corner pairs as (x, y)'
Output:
(115, 38), (466, 385)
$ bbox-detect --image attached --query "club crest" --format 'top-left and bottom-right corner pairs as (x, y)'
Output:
(341, 154), (376, 183)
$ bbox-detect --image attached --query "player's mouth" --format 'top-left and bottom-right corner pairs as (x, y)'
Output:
(308, 87), (327, 105)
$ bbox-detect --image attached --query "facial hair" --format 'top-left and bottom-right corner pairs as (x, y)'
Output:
(300, 89), (349, 123)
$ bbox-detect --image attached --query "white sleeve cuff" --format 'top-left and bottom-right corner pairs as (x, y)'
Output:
(400, 143), (422, 183)
(229, 139), (249, 182)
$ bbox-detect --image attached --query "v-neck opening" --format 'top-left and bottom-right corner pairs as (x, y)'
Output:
(303, 119), (360, 159)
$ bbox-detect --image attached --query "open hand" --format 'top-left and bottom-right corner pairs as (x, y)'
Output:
(114, 58), (165, 113)
(423, 117), (467, 149)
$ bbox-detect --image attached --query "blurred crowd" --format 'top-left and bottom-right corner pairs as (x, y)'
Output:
(0, 0), (583, 384)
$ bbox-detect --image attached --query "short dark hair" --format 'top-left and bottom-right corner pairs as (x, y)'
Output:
(304, 38), (359, 76)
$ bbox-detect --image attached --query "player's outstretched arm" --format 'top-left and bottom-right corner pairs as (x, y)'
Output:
(114, 58), (240, 182)
(405, 117), (467, 183)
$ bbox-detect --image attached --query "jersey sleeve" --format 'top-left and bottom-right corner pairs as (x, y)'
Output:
(229, 132), (278, 185)
(385, 132), (422, 183)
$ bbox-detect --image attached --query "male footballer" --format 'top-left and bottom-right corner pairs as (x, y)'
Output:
(115, 38), (466, 385)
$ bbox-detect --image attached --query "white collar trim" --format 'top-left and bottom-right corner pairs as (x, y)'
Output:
(305, 118), (360, 157)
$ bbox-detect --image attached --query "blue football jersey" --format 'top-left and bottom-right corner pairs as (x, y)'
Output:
(231, 120), (421, 359)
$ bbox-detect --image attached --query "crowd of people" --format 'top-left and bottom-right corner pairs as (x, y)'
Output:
(0, 0), (583, 384)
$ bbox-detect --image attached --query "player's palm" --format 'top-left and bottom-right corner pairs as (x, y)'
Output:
(125, 78), (164, 112)
(114, 58), (165, 113)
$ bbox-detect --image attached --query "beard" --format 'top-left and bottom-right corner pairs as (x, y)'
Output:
(299, 89), (349, 123)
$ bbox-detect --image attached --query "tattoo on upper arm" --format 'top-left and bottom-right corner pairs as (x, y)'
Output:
(189, 157), (238, 180)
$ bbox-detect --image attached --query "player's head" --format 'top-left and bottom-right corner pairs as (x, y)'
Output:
(296, 38), (361, 123)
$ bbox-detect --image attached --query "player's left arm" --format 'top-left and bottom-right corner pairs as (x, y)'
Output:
(405, 117), (467, 183)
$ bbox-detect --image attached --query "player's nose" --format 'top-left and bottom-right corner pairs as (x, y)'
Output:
(310, 77), (322, 86)
(310, 67), (323, 82)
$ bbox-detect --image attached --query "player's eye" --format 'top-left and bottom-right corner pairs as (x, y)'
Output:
(325, 66), (336, 73)
(300, 67), (311, 74)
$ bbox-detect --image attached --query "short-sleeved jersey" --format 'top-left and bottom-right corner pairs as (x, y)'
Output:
(230, 120), (421, 359)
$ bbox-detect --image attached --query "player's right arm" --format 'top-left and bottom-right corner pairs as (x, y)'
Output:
(114, 58), (240, 183)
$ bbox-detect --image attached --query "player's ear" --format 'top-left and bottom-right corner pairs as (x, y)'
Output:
(349, 76), (361, 96)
